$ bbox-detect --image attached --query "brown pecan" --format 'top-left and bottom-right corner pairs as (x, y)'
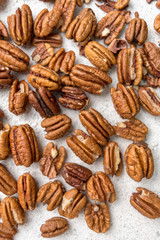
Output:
(37, 180), (65, 211)
(40, 217), (69, 238)
(58, 188), (87, 219)
(66, 8), (97, 46)
(9, 79), (29, 116)
(130, 187), (160, 219)
(154, 13), (160, 34)
(108, 39), (127, 54)
(48, 48), (75, 74)
(124, 142), (154, 182)
(147, 75), (160, 87)
(39, 142), (65, 179)
(70, 64), (112, 94)
(87, 172), (115, 203)
(110, 83), (140, 119)
(0, 40), (29, 72)
(32, 43), (54, 66)
(114, 0), (130, 9)
(0, 66), (13, 89)
(32, 33), (63, 48)
(0, 21), (8, 39)
(138, 86), (160, 116)
(84, 41), (116, 72)
(0, 109), (4, 118)
(27, 64), (61, 91)
(61, 75), (76, 87)
(79, 108), (115, 146)
(156, 0), (160, 8)
(10, 124), (40, 167)
(76, 0), (91, 6)
(62, 162), (92, 190)
(58, 86), (89, 110)
(95, 11), (125, 45)
(114, 118), (148, 141)
(7, 4), (33, 46)
(85, 202), (110, 233)
(41, 114), (71, 140)
(29, 87), (60, 118)
(66, 129), (103, 164)
(0, 123), (11, 160)
(0, 223), (17, 240)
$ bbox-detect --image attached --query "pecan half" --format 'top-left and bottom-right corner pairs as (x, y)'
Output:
(147, 75), (160, 87)
(37, 180), (65, 211)
(41, 114), (71, 140)
(87, 172), (115, 203)
(61, 75), (75, 87)
(0, 123), (11, 160)
(124, 142), (154, 182)
(0, 66), (13, 88)
(79, 108), (115, 146)
(154, 13), (160, 34)
(85, 202), (110, 233)
(10, 124), (40, 167)
(110, 83), (140, 119)
(108, 39), (127, 54)
(114, 0), (130, 9)
(0, 223), (17, 240)
(32, 43), (54, 66)
(0, 20), (8, 39)
(32, 33), (63, 48)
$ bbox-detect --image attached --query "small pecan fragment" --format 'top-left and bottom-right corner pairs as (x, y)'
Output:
(0, 21), (8, 39)
(147, 75), (160, 87)
(66, 8), (97, 46)
(87, 172), (115, 203)
(0, 66), (13, 89)
(62, 162), (92, 190)
(108, 39), (127, 54)
(58, 188), (87, 219)
(130, 187), (160, 219)
(9, 79), (29, 116)
(41, 114), (71, 140)
(37, 180), (65, 211)
(32, 33), (63, 48)
(124, 142), (154, 182)
(32, 43), (54, 66)
(10, 124), (40, 167)
(40, 142), (65, 179)
(7, 4), (33, 46)
(0, 123), (11, 160)
(110, 83), (140, 119)
(70, 64), (112, 94)
(40, 217), (69, 238)
(0, 223), (17, 240)
(85, 202), (110, 233)
(0, 109), (4, 118)
(114, 0), (130, 9)
(61, 75), (75, 87)
(154, 14), (160, 34)
(76, 0), (91, 6)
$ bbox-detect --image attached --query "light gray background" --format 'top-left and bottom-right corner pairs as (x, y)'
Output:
(0, 0), (160, 239)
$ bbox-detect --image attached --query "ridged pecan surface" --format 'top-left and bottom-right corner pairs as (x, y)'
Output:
(32, 43), (54, 66)
(0, 66), (13, 88)
(32, 33), (63, 48)
(0, 123), (11, 160)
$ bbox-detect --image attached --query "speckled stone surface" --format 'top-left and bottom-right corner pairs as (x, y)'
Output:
(0, 0), (160, 239)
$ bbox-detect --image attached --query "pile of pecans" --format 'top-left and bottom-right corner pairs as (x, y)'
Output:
(0, 0), (160, 238)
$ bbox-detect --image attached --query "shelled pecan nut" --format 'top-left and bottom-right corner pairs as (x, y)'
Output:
(41, 114), (72, 140)
(0, 223), (17, 239)
(0, 123), (11, 160)
(154, 14), (160, 33)
(7, 4), (33, 46)
(9, 79), (29, 116)
(66, 8), (97, 46)
(32, 33), (63, 48)
(70, 64), (112, 94)
(0, 164), (17, 195)
(110, 83), (140, 119)
(85, 202), (110, 233)
(62, 162), (92, 190)
(10, 124), (40, 167)
(76, 0), (91, 6)
(124, 142), (154, 182)
(156, 0), (160, 8)
(0, 20), (9, 39)
(108, 39), (127, 54)
(147, 75), (160, 87)
(87, 171), (115, 203)
(0, 109), (4, 118)
(37, 180), (65, 211)
(114, 0), (130, 9)
(58, 188), (87, 219)
(61, 75), (75, 87)
(32, 43), (54, 66)
(0, 66), (13, 88)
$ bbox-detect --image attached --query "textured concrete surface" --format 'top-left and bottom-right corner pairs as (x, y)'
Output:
(0, 0), (160, 239)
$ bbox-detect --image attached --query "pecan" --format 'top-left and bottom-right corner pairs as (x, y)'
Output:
(154, 13), (160, 34)
(41, 114), (71, 140)
(0, 66), (13, 89)
(130, 187), (160, 219)
(28, 87), (60, 118)
(110, 83), (140, 119)
(0, 223), (17, 240)
(62, 162), (92, 190)
(79, 108), (115, 146)
(147, 75), (160, 87)
(7, 4), (33, 46)
(10, 124), (40, 167)
(108, 39), (127, 54)
(32, 43), (54, 66)
(84, 41), (116, 72)
(17, 173), (37, 211)
(58, 188), (87, 219)
(87, 172), (115, 203)
(156, 0), (160, 8)
(32, 33), (63, 48)
(27, 64), (61, 91)
(9, 79), (29, 116)
(0, 164), (17, 196)
(61, 75), (75, 87)
(85, 202), (110, 233)
(95, 11), (125, 45)
(124, 142), (154, 182)
(114, 118), (148, 141)
(67, 129), (103, 164)
(37, 180), (65, 211)
(0, 123), (11, 160)
(0, 20), (8, 39)
(0, 40), (29, 72)
(114, 0), (130, 9)
(0, 109), (4, 118)
(76, 0), (91, 6)
(138, 86), (160, 116)
(40, 217), (69, 238)
(48, 48), (75, 74)
(39, 142), (65, 179)
(66, 8), (97, 46)
(70, 64), (112, 94)
(58, 86), (89, 110)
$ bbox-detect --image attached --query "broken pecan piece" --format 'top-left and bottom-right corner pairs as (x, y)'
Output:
(0, 223), (17, 239)
(0, 109), (4, 118)
(0, 123), (11, 160)
(76, 0), (91, 6)
(154, 13), (160, 34)
(0, 20), (8, 39)
(61, 75), (75, 87)
(0, 66), (13, 88)
(108, 39), (127, 54)
(32, 43), (54, 66)
(32, 33), (63, 48)
(147, 75), (160, 87)
(114, 0), (130, 9)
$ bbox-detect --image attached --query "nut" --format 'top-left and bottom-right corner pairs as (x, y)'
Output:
(0, 66), (13, 88)
(156, 0), (160, 8)
(61, 75), (76, 87)
(0, 223), (17, 239)
(154, 13), (160, 34)
(147, 75), (160, 88)
(76, 0), (91, 6)
(114, 0), (130, 9)
(108, 39), (127, 54)
(0, 20), (8, 39)
(32, 33), (63, 48)
(0, 123), (11, 160)
(0, 109), (4, 118)
(124, 142), (154, 182)
(32, 43), (54, 66)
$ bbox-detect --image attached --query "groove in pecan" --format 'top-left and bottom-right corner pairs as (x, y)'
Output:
(32, 33), (63, 48)
(32, 43), (54, 66)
